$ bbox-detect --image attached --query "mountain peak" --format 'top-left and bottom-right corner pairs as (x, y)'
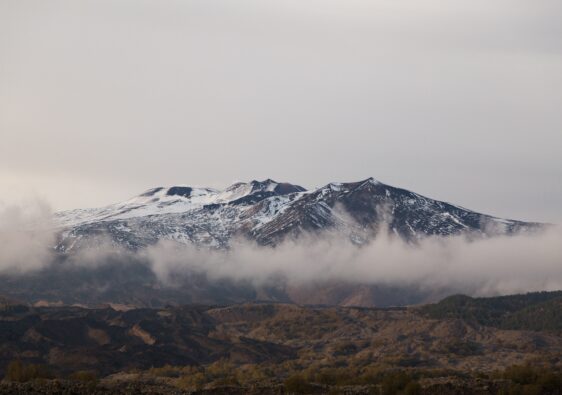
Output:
(249, 179), (279, 192)
(166, 186), (193, 198)
(322, 177), (380, 193)
(54, 177), (539, 252)
(224, 179), (305, 197)
(365, 177), (380, 185)
(250, 178), (276, 185)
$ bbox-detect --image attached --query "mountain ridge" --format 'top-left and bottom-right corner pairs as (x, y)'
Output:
(0, 177), (547, 309)
(54, 177), (540, 252)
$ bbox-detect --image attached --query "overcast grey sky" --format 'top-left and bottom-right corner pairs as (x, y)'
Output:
(1, 0), (561, 222)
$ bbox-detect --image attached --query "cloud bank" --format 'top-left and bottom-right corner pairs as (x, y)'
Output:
(0, 200), (55, 273)
(1, 199), (561, 299)
(145, 227), (562, 298)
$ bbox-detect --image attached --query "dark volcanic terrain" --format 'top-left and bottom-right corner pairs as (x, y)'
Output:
(2, 291), (562, 394)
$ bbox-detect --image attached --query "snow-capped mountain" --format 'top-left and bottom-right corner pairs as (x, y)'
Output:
(54, 178), (537, 252)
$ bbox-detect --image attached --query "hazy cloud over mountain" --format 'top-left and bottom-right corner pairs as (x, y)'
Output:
(145, 227), (562, 298)
(1, 198), (560, 299)
(0, 199), (54, 273)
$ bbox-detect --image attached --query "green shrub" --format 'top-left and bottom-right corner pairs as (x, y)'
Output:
(177, 372), (207, 390)
(69, 370), (98, 383)
(148, 364), (181, 378)
(4, 360), (52, 382)
(284, 374), (314, 394)
(500, 365), (562, 395)
(332, 341), (358, 356)
(503, 365), (538, 385)
(403, 381), (422, 395)
(380, 371), (411, 395)
(537, 371), (562, 392)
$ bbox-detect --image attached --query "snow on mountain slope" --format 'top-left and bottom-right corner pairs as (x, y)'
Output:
(53, 178), (539, 252)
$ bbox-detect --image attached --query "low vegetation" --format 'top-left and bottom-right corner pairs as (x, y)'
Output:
(420, 291), (562, 331)
(1, 291), (562, 393)
(4, 360), (53, 382)
(5, 361), (560, 394)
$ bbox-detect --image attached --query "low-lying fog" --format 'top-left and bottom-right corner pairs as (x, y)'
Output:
(1, 199), (561, 299)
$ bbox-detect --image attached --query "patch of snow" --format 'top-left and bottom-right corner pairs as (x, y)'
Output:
(442, 212), (468, 228)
